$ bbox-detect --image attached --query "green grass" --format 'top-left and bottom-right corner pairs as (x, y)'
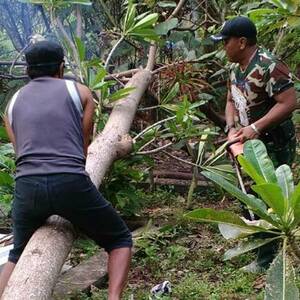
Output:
(68, 189), (267, 299)
(64, 185), (300, 299)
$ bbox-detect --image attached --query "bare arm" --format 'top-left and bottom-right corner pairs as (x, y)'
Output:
(254, 87), (296, 132)
(76, 83), (95, 157)
(225, 90), (238, 139)
(235, 87), (297, 142)
(225, 90), (236, 127)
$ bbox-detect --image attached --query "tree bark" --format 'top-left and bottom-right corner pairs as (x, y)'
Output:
(75, 5), (82, 38)
(2, 217), (75, 300)
(86, 69), (152, 187)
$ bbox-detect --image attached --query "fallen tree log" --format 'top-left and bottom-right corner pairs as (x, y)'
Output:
(1, 2), (186, 298)
(2, 217), (75, 299)
(52, 223), (147, 299)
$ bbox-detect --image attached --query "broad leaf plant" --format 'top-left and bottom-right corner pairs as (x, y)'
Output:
(186, 139), (300, 299)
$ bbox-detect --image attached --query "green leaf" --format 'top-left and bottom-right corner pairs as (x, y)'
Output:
(196, 130), (209, 165)
(160, 103), (178, 112)
(202, 170), (279, 226)
(265, 250), (300, 300)
(131, 13), (158, 31)
(224, 237), (281, 260)
(251, 183), (285, 219)
(207, 164), (235, 174)
(243, 140), (277, 183)
(185, 208), (267, 233)
(108, 87), (135, 102)
(275, 165), (294, 200)
(267, 0), (288, 10)
(238, 155), (265, 184)
(248, 8), (279, 20)
(134, 11), (151, 22)
(291, 182), (300, 226)
(91, 68), (106, 88)
(0, 171), (14, 187)
(74, 37), (85, 62)
(92, 80), (115, 91)
(155, 18), (178, 35)
(123, 1), (136, 33)
(198, 50), (218, 61)
(161, 82), (179, 104)
(202, 166), (237, 184)
(0, 143), (14, 156)
(287, 16), (300, 27)
(0, 126), (9, 142)
(204, 142), (227, 166)
(218, 223), (262, 240)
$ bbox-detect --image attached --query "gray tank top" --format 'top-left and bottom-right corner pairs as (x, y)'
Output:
(7, 77), (87, 178)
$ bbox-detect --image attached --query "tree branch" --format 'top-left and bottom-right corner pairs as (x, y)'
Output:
(146, 0), (187, 71)
(136, 142), (173, 155)
(75, 5), (83, 38)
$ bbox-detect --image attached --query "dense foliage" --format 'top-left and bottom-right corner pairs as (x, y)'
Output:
(0, 0), (299, 298)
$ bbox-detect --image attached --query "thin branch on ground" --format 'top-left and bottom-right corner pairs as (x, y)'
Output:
(136, 138), (156, 152)
(105, 36), (125, 71)
(152, 59), (204, 74)
(104, 68), (139, 80)
(146, 0), (187, 72)
(110, 75), (126, 87)
(137, 105), (161, 112)
(162, 150), (199, 168)
(133, 116), (176, 142)
(136, 142), (173, 155)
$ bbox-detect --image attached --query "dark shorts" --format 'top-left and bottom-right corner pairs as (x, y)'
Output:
(9, 173), (132, 263)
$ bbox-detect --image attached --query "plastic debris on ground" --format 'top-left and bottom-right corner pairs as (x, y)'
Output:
(0, 233), (13, 271)
(150, 281), (171, 299)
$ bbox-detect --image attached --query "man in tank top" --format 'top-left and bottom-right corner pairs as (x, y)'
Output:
(0, 40), (132, 300)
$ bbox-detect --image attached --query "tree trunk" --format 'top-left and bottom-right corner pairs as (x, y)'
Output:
(1, 2), (186, 298)
(86, 70), (152, 187)
(75, 5), (82, 38)
(2, 217), (75, 300)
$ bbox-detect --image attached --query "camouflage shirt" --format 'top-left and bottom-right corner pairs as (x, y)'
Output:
(229, 47), (293, 126)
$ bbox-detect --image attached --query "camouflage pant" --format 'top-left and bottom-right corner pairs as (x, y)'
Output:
(260, 118), (296, 167)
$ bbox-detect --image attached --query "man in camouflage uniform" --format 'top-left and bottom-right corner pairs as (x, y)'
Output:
(211, 16), (297, 271)
(212, 16), (297, 167)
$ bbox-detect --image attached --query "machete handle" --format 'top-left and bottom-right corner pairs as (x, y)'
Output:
(226, 138), (244, 157)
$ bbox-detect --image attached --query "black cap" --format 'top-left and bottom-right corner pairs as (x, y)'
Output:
(25, 40), (64, 67)
(211, 16), (257, 42)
